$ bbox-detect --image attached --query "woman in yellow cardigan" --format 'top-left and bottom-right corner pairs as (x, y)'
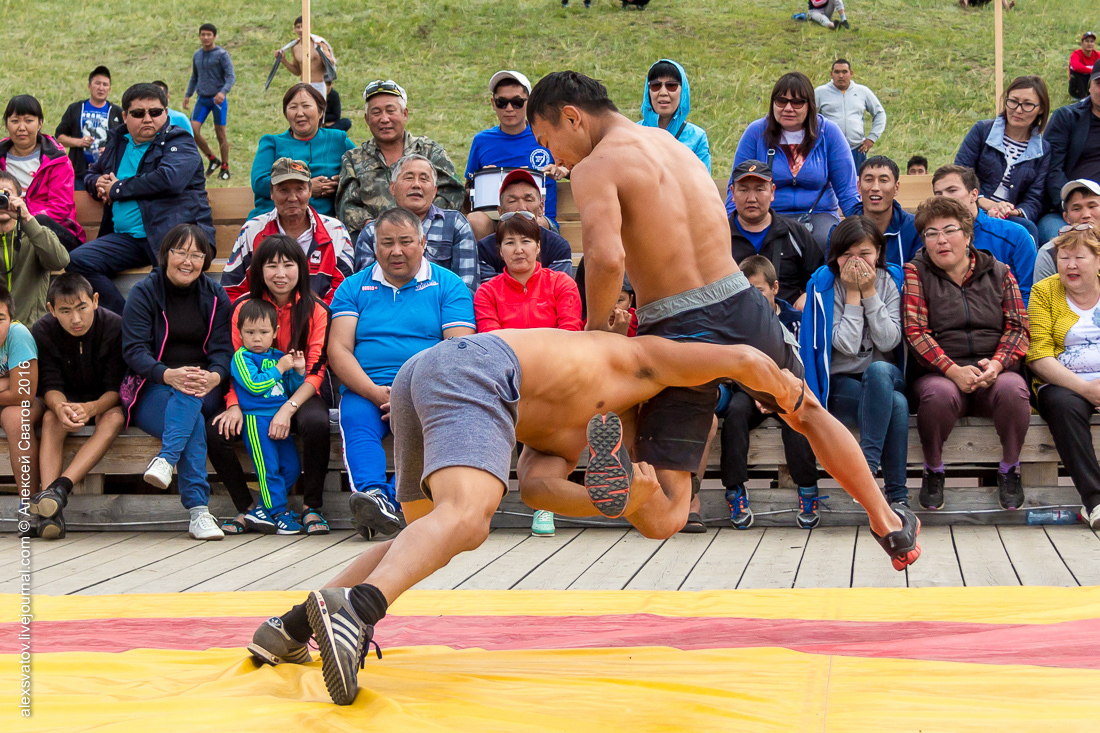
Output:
(1027, 226), (1100, 529)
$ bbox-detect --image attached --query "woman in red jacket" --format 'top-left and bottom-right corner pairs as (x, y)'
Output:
(474, 210), (581, 537)
(474, 211), (582, 332)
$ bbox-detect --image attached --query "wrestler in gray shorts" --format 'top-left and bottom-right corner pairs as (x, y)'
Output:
(390, 333), (522, 504)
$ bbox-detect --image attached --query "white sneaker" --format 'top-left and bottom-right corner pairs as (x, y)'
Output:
(189, 510), (225, 541)
(1083, 505), (1100, 530)
(143, 457), (174, 490)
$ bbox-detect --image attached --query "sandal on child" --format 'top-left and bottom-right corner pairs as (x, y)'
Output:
(301, 509), (331, 536)
(221, 515), (250, 535)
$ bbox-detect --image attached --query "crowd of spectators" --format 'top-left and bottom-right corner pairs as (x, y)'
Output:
(9, 26), (1100, 541)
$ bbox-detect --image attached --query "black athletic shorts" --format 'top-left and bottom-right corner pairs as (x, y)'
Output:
(634, 271), (804, 473)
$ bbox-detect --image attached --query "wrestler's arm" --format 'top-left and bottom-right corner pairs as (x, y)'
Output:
(572, 164), (626, 332)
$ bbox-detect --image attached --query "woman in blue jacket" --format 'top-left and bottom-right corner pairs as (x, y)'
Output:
(955, 75), (1050, 246)
(249, 83), (355, 219)
(121, 224), (233, 541)
(800, 216), (910, 505)
(727, 71), (860, 252)
(638, 59), (711, 172)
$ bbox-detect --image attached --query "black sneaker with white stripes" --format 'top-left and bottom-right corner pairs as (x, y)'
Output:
(305, 588), (381, 706)
(349, 489), (402, 536)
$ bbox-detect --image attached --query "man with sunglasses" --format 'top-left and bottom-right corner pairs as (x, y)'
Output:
(68, 83), (214, 315)
(465, 71), (565, 242)
(336, 79), (463, 242)
(1034, 179), (1100, 282)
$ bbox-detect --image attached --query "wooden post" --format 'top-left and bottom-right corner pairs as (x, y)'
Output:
(301, 0), (310, 85)
(994, 0), (1004, 113)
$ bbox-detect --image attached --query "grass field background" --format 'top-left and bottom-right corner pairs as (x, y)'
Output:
(2, 0), (1092, 187)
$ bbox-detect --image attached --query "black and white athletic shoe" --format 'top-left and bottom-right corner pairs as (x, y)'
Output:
(248, 616), (312, 665)
(349, 490), (402, 536)
(305, 588), (381, 706)
(29, 481), (68, 518)
(205, 157), (222, 177)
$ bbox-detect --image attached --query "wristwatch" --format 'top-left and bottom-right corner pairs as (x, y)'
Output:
(288, 399), (300, 411)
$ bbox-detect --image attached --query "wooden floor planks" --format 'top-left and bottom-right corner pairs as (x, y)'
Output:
(9, 521), (1084, 595)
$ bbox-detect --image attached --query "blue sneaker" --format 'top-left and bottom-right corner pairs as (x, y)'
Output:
(245, 506), (278, 534)
(275, 511), (304, 535)
(796, 487), (826, 529)
(725, 486), (754, 529)
(792, 11), (807, 20)
(349, 489), (402, 536)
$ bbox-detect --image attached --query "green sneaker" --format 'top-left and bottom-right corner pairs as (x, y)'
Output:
(531, 510), (556, 537)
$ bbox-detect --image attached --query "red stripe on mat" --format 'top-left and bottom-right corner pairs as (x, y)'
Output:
(3, 614), (1098, 669)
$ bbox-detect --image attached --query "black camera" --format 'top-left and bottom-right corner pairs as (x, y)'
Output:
(0, 192), (8, 210)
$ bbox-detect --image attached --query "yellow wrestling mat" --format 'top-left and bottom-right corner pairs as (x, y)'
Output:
(3, 588), (1099, 731)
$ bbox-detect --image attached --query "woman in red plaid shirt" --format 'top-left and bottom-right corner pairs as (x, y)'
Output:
(903, 196), (1031, 513)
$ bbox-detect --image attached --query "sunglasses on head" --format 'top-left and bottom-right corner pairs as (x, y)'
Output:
(127, 108), (165, 119)
(500, 211), (536, 222)
(773, 96), (807, 110)
(494, 96), (527, 110)
(648, 81), (680, 93)
(363, 79), (403, 100)
(1060, 223), (1095, 234)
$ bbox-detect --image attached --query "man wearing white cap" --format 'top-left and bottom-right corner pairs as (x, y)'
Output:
(465, 70), (568, 241)
(1033, 179), (1100, 282)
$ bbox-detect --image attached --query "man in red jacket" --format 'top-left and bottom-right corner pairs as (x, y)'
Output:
(1070, 31), (1099, 99)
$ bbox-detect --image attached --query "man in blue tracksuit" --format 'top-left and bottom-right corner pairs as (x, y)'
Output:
(231, 299), (306, 534)
(638, 59), (711, 172)
(183, 22), (236, 181)
(848, 155), (922, 267)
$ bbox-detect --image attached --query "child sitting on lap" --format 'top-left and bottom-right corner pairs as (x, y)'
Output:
(230, 298), (306, 535)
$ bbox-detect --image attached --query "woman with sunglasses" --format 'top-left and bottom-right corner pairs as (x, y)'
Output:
(727, 72), (859, 252)
(473, 210), (581, 538)
(249, 83), (355, 219)
(637, 59), (710, 172)
(1028, 226), (1100, 529)
(903, 196), (1031, 512)
(955, 75), (1050, 246)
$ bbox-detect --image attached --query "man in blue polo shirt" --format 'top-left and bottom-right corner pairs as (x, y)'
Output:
(328, 207), (476, 538)
(465, 70), (568, 241)
(932, 165), (1036, 304)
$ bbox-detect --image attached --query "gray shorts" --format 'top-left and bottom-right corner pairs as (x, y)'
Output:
(391, 334), (521, 504)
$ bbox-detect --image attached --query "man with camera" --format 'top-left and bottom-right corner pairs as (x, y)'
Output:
(0, 172), (70, 325)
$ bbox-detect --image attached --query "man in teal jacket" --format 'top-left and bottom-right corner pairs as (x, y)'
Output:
(638, 59), (711, 173)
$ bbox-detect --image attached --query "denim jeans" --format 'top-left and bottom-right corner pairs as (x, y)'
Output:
(828, 361), (909, 502)
(133, 383), (223, 509)
(339, 390), (396, 504)
(67, 232), (157, 315)
(1037, 212), (1067, 245)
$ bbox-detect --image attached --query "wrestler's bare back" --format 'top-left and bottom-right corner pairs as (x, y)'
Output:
(568, 116), (737, 306)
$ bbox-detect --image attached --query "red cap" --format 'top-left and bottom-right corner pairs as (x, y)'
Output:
(499, 169), (541, 196)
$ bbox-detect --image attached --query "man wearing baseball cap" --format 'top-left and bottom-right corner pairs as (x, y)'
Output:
(335, 79), (463, 241)
(221, 157), (354, 304)
(1039, 64), (1100, 243)
(728, 160), (822, 309)
(1033, 179), (1100, 282)
(465, 70), (567, 241)
(477, 169), (575, 284)
(1070, 32), (1098, 100)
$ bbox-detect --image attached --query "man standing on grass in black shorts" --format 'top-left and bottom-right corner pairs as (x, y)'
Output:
(247, 329), (921, 706)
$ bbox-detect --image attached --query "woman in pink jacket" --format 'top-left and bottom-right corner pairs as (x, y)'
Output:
(1, 95), (85, 250)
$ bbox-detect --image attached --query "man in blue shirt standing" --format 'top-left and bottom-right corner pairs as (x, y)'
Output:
(183, 23), (236, 181)
(68, 84), (214, 315)
(465, 70), (568, 241)
(932, 165), (1036, 304)
(328, 207), (476, 538)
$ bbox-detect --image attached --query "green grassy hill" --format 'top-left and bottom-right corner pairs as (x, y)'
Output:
(3, 0), (1091, 186)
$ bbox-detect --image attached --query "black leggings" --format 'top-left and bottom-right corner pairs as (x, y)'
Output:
(206, 394), (332, 513)
(1036, 384), (1100, 513)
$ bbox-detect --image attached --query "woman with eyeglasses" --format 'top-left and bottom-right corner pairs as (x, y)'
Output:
(249, 83), (355, 219)
(120, 224), (233, 541)
(638, 59), (710, 172)
(903, 196), (1031, 512)
(473, 210), (581, 538)
(955, 75), (1050, 246)
(727, 71), (860, 251)
(1027, 226), (1100, 529)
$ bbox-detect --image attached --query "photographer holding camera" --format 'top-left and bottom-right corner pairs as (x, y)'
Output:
(0, 172), (70, 325)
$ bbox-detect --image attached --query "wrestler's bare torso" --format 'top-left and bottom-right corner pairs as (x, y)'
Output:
(567, 115), (737, 307)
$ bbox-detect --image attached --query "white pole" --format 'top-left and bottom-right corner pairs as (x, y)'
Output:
(301, 0), (310, 85)
(994, 0), (1004, 113)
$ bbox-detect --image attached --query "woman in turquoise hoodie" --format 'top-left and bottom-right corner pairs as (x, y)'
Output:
(800, 216), (910, 505)
(249, 83), (355, 219)
(638, 59), (711, 173)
